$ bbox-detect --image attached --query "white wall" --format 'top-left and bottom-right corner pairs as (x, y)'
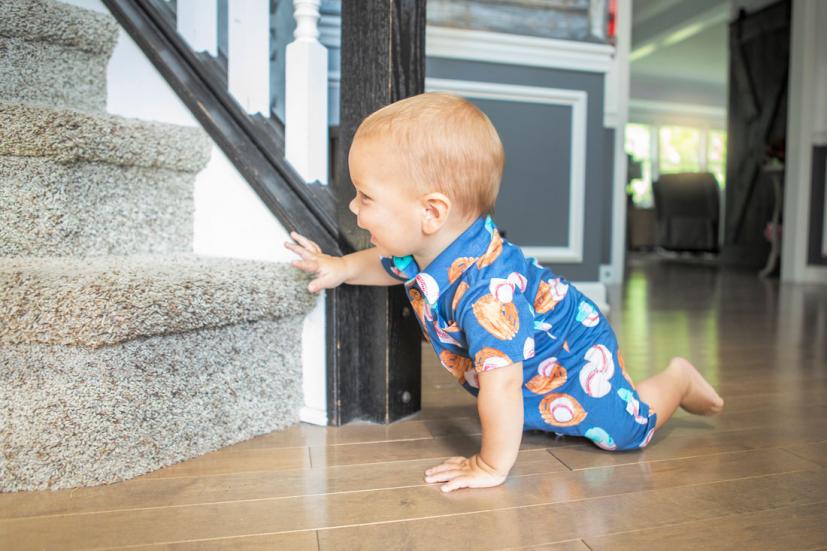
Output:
(58, 0), (328, 424)
(781, 0), (827, 283)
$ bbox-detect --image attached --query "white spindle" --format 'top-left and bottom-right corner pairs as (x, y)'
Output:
(285, 0), (329, 184)
(176, 0), (217, 55)
(228, 0), (270, 116)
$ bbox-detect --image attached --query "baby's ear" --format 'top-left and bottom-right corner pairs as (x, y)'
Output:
(421, 192), (451, 234)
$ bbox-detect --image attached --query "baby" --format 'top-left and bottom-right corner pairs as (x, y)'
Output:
(286, 92), (724, 493)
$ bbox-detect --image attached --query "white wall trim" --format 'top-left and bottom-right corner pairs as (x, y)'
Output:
(426, 26), (614, 74)
(426, 77), (587, 264)
(300, 406), (328, 426)
(300, 292), (327, 426)
(608, 0), (632, 285)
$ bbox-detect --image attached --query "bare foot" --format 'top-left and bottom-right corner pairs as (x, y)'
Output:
(668, 357), (724, 415)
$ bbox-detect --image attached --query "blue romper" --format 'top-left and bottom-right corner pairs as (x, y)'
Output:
(380, 215), (657, 451)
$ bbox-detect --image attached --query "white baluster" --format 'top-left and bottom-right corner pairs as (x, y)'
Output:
(286, 0), (329, 184)
(228, 0), (270, 116)
(176, 0), (217, 55)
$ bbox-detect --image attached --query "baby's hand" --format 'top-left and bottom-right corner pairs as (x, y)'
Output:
(424, 454), (507, 493)
(285, 231), (349, 293)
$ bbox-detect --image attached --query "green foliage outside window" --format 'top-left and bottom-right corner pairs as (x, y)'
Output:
(707, 129), (727, 189)
(659, 126), (700, 173)
(625, 123), (654, 208)
(624, 123), (727, 208)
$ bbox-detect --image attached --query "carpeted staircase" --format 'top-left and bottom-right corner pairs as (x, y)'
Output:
(0, 0), (316, 492)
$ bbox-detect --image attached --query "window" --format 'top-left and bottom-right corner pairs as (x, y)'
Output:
(624, 124), (727, 208)
(707, 129), (727, 189)
(659, 126), (701, 174)
(625, 123), (654, 208)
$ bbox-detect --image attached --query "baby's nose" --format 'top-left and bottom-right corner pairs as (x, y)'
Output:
(348, 197), (358, 215)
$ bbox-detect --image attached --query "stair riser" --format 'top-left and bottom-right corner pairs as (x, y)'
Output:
(0, 0), (119, 57)
(0, 319), (304, 492)
(0, 103), (212, 172)
(0, 157), (194, 257)
(0, 37), (109, 113)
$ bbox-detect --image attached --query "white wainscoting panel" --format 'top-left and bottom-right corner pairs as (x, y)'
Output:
(426, 77), (587, 263)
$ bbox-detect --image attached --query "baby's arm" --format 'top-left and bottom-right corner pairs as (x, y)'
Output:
(425, 362), (524, 493)
(286, 232), (402, 292)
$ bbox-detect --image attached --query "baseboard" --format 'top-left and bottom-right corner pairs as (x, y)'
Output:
(299, 406), (328, 426)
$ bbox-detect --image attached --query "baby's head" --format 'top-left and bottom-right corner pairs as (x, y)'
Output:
(348, 93), (504, 255)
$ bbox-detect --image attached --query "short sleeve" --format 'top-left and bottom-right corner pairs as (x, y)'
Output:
(456, 276), (536, 373)
(379, 255), (417, 282)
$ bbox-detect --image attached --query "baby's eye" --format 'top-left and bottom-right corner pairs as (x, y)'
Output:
(360, 194), (372, 203)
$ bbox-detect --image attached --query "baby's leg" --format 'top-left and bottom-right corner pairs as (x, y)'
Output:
(636, 357), (724, 430)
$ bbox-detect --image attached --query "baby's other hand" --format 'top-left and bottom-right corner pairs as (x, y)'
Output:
(285, 231), (348, 293)
(424, 454), (507, 493)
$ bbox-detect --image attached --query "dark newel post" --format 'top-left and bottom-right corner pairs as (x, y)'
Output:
(327, 0), (426, 425)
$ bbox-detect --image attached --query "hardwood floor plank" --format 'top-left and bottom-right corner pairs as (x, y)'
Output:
(405, 403), (477, 420)
(0, 448), (815, 549)
(550, 420), (827, 470)
(584, 501), (827, 551)
(0, 449), (566, 521)
(700, 388), (827, 413)
(315, 469), (827, 551)
(306, 431), (557, 469)
(106, 531), (320, 550)
(418, 402), (827, 448)
(783, 441), (827, 467)
(225, 418), (443, 451)
(502, 540), (591, 550)
(139, 446), (311, 479)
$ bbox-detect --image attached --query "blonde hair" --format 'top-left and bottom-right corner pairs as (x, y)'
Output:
(353, 92), (505, 220)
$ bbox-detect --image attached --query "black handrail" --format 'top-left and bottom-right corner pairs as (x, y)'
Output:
(103, 0), (341, 255)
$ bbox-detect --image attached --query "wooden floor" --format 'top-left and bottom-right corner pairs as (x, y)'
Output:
(2, 255), (827, 550)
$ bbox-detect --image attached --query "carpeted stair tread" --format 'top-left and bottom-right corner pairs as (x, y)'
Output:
(0, 101), (211, 172)
(0, 0), (119, 55)
(0, 254), (316, 349)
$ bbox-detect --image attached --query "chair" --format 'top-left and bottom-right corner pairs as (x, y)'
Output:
(652, 172), (720, 252)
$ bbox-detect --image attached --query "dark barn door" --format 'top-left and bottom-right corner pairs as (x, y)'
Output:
(723, 0), (790, 269)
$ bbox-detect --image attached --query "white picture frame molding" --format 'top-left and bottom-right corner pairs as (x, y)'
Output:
(426, 77), (587, 264)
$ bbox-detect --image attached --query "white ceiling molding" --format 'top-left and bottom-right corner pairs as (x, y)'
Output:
(426, 26), (614, 74)
(628, 98), (726, 128)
